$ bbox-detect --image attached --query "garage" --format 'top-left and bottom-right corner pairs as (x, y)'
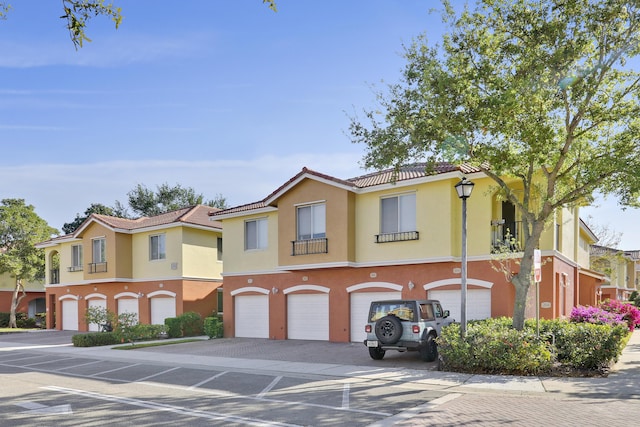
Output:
(87, 299), (107, 332)
(150, 297), (176, 325)
(235, 295), (269, 338)
(287, 293), (329, 341)
(428, 289), (492, 322)
(350, 291), (402, 342)
(61, 299), (79, 331)
(117, 298), (139, 322)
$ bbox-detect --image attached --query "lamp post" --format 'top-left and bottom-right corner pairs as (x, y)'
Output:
(455, 177), (474, 336)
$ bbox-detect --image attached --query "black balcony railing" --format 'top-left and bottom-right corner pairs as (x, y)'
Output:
(291, 238), (328, 256)
(88, 262), (108, 273)
(50, 269), (60, 284)
(491, 220), (524, 252)
(375, 231), (419, 243)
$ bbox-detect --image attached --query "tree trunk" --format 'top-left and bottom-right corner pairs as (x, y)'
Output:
(9, 279), (26, 329)
(511, 220), (545, 330)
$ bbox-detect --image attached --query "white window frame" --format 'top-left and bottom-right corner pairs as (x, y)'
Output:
(245, 218), (268, 250)
(150, 233), (166, 261)
(380, 193), (416, 234)
(92, 237), (106, 263)
(297, 203), (326, 240)
(71, 244), (83, 269)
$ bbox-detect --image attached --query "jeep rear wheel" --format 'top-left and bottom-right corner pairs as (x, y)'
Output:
(368, 347), (386, 360)
(375, 315), (402, 345)
(419, 334), (438, 362)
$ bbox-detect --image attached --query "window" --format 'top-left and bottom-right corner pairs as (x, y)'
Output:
(297, 203), (325, 240)
(92, 237), (106, 263)
(217, 237), (223, 261)
(381, 193), (416, 234)
(150, 234), (166, 260)
(245, 218), (267, 250)
(71, 244), (83, 271)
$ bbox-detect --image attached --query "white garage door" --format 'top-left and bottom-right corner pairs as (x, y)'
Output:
(87, 299), (107, 332)
(350, 291), (402, 342)
(287, 293), (329, 341)
(151, 297), (176, 325)
(235, 295), (269, 338)
(61, 299), (79, 331)
(118, 298), (139, 323)
(428, 289), (491, 322)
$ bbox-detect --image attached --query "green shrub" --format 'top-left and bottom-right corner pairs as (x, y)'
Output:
(72, 332), (121, 347)
(204, 316), (223, 339)
(165, 317), (182, 338)
(164, 312), (204, 338)
(438, 318), (552, 375)
(0, 312), (9, 327)
(438, 317), (630, 375)
(180, 312), (204, 336)
(129, 324), (166, 341)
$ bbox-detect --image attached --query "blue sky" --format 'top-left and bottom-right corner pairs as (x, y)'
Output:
(0, 0), (637, 248)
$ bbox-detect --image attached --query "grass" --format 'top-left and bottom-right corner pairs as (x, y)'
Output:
(112, 338), (204, 350)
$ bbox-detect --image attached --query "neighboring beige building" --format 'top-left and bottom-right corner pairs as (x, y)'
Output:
(210, 164), (603, 343)
(590, 245), (639, 302)
(36, 205), (223, 331)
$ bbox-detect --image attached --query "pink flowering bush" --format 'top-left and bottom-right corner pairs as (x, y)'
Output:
(600, 299), (640, 331)
(570, 305), (626, 327)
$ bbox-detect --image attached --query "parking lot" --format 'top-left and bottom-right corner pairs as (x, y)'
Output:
(0, 332), (449, 426)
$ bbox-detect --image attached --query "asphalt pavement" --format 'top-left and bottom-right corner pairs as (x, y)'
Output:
(0, 328), (638, 397)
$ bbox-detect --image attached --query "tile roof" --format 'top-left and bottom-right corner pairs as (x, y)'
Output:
(89, 205), (222, 231)
(211, 162), (480, 217)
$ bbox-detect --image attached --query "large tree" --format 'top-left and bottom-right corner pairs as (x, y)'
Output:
(122, 183), (227, 218)
(350, 0), (640, 329)
(62, 203), (116, 235)
(0, 199), (57, 328)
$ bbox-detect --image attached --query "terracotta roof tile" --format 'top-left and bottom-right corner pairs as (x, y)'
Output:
(211, 162), (481, 218)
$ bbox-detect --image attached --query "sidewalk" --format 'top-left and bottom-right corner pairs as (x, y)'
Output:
(1, 329), (639, 398)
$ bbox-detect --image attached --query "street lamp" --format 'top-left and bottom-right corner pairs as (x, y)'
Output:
(455, 177), (475, 336)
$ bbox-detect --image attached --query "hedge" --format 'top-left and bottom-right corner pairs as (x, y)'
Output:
(164, 312), (204, 338)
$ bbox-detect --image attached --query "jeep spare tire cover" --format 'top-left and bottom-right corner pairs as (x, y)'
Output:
(375, 315), (403, 344)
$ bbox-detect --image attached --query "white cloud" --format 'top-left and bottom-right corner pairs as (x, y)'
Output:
(0, 153), (366, 232)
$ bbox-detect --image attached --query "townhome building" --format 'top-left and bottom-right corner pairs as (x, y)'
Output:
(36, 205), (223, 331)
(590, 245), (639, 302)
(210, 163), (605, 343)
(0, 273), (46, 320)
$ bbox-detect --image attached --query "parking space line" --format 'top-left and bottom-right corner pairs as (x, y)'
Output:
(366, 393), (463, 427)
(256, 376), (282, 399)
(43, 385), (302, 427)
(91, 363), (141, 377)
(135, 367), (181, 382)
(0, 354), (51, 364)
(342, 383), (350, 409)
(23, 357), (76, 367)
(188, 371), (228, 389)
(57, 360), (103, 371)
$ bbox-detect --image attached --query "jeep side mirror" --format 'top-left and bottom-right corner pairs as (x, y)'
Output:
(443, 310), (450, 318)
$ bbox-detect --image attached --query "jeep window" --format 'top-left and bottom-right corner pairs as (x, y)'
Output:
(370, 302), (415, 322)
(434, 303), (443, 318)
(419, 304), (435, 320)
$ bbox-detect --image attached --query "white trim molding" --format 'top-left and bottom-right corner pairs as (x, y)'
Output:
(84, 293), (107, 300)
(114, 292), (140, 299)
(423, 278), (494, 291)
(147, 290), (177, 298)
(346, 282), (403, 293)
(283, 285), (330, 294)
(230, 287), (271, 296)
(58, 295), (79, 301)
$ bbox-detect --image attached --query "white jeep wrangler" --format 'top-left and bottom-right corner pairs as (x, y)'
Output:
(364, 299), (454, 362)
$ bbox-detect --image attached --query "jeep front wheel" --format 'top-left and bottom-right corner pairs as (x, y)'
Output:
(375, 315), (402, 345)
(368, 347), (385, 360)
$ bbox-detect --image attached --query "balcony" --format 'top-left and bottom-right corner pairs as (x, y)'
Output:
(491, 220), (523, 252)
(88, 262), (108, 273)
(291, 238), (328, 256)
(50, 269), (59, 284)
(375, 231), (419, 243)
(67, 265), (83, 272)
